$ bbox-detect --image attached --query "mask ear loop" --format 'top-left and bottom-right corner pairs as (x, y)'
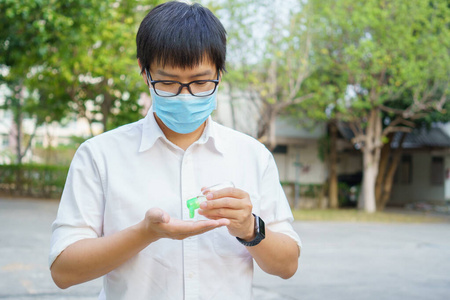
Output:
(145, 69), (153, 88)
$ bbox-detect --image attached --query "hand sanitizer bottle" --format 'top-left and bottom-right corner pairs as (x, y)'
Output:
(186, 181), (235, 218)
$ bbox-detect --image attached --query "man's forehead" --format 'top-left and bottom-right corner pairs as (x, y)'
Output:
(150, 60), (216, 76)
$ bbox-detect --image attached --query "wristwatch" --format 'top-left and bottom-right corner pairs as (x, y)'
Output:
(236, 214), (265, 246)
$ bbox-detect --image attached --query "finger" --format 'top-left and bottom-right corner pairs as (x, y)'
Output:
(165, 218), (230, 240)
(182, 220), (229, 236)
(204, 187), (247, 200)
(200, 197), (247, 210)
(194, 216), (232, 225)
(168, 219), (227, 234)
(198, 207), (242, 220)
(147, 208), (170, 224)
(215, 218), (231, 226)
(175, 228), (215, 240)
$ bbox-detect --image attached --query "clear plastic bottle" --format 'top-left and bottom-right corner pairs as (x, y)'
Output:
(186, 181), (235, 218)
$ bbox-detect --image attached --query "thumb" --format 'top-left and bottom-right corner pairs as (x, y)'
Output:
(147, 208), (170, 224)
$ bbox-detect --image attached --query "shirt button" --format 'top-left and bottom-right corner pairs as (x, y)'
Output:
(188, 272), (194, 279)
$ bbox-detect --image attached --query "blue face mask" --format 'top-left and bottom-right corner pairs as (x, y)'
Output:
(149, 88), (217, 134)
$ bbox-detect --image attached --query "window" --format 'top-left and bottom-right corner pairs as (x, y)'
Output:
(272, 145), (288, 154)
(1, 135), (8, 147)
(430, 156), (444, 185)
(395, 154), (412, 184)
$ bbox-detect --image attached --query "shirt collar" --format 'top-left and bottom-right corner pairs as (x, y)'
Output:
(197, 116), (225, 155)
(139, 106), (225, 155)
(139, 106), (165, 152)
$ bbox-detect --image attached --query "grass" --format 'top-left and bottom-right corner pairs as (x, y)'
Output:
(292, 208), (450, 223)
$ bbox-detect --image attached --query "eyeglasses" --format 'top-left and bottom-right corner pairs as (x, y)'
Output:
(146, 69), (220, 97)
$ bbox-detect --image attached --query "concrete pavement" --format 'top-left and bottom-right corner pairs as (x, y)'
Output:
(1, 197), (449, 299)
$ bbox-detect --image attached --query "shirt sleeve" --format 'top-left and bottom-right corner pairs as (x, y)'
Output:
(258, 150), (302, 251)
(49, 141), (105, 268)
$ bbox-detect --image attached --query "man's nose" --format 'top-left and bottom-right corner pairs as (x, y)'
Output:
(179, 84), (191, 95)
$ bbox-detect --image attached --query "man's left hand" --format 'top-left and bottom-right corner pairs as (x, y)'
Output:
(198, 187), (255, 241)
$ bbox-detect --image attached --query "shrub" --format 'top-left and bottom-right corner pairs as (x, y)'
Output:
(0, 164), (69, 199)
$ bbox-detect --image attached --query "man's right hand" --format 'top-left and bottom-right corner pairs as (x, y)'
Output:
(51, 207), (228, 289)
(142, 207), (230, 241)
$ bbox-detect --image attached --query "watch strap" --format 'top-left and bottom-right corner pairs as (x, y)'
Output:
(236, 214), (265, 247)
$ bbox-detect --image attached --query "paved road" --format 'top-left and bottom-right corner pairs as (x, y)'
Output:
(1, 197), (449, 300)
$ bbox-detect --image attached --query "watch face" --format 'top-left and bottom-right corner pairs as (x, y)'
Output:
(257, 215), (265, 237)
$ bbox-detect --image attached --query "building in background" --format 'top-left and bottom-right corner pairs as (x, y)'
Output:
(1, 85), (449, 207)
(337, 124), (450, 206)
(216, 84), (450, 207)
(389, 126), (450, 205)
(0, 107), (102, 164)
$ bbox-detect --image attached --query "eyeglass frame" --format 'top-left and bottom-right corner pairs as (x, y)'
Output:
(145, 68), (220, 97)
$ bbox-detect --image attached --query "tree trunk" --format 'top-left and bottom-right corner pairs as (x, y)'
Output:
(378, 133), (407, 210)
(256, 106), (271, 144)
(13, 90), (24, 165)
(358, 109), (382, 213)
(101, 94), (112, 133)
(13, 111), (22, 165)
(267, 111), (277, 151)
(11, 86), (25, 195)
(378, 155), (400, 210)
(228, 83), (237, 130)
(361, 148), (377, 213)
(258, 107), (278, 151)
(375, 133), (394, 208)
(328, 121), (339, 209)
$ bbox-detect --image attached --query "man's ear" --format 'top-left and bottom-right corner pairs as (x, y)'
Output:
(137, 58), (148, 86)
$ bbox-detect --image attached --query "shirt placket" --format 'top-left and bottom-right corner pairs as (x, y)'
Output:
(181, 150), (200, 300)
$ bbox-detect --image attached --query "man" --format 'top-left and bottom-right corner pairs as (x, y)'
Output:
(50, 1), (301, 299)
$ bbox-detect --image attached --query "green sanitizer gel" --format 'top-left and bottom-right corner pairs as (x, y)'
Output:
(186, 181), (234, 218)
(187, 195), (207, 218)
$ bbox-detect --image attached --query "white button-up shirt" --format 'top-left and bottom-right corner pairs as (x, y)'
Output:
(50, 108), (301, 300)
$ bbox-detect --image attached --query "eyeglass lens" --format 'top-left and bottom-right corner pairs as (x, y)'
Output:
(154, 81), (217, 97)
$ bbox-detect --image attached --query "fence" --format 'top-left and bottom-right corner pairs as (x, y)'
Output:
(281, 182), (327, 209)
(0, 164), (69, 199)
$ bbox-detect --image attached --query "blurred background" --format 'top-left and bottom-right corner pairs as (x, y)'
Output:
(1, 0), (449, 213)
(0, 0), (449, 299)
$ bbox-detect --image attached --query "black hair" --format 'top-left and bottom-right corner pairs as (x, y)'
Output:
(136, 1), (227, 74)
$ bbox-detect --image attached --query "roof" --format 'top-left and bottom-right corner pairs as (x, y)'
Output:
(392, 127), (450, 148)
(275, 117), (325, 139)
(337, 123), (450, 149)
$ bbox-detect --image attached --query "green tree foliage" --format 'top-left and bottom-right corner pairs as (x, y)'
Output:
(0, 0), (88, 163)
(214, 0), (315, 150)
(305, 0), (449, 212)
(0, 0), (162, 164)
(57, 0), (152, 132)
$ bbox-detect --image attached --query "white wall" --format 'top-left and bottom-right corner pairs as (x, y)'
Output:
(445, 155), (450, 201)
(390, 152), (447, 205)
(274, 141), (327, 184)
(0, 112), (103, 163)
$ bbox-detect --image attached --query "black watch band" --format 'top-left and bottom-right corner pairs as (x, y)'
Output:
(236, 214), (265, 247)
